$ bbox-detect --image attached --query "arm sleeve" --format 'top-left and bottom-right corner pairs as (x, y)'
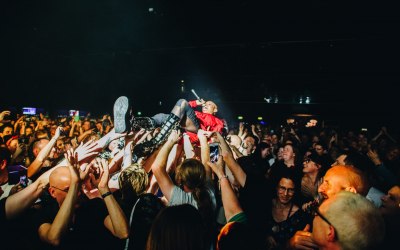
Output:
(188, 100), (198, 108)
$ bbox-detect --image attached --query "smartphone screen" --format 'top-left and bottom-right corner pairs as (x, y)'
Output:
(209, 143), (219, 163)
(19, 175), (28, 188)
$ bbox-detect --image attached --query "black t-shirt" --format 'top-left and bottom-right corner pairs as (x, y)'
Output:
(239, 173), (272, 249)
(34, 197), (122, 250)
(0, 197), (7, 224)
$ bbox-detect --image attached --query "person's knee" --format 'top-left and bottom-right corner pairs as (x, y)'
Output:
(176, 99), (188, 108)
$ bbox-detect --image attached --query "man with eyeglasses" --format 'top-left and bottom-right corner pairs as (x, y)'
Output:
(312, 191), (384, 250)
(287, 165), (370, 249)
(35, 151), (129, 250)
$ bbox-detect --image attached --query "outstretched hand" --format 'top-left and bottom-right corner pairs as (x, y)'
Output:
(90, 158), (110, 194)
(0, 110), (11, 121)
(65, 149), (91, 183)
(75, 139), (100, 164)
(207, 156), (225, 179)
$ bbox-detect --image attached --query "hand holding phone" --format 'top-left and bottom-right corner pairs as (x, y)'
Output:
(209, 143), (220, 163)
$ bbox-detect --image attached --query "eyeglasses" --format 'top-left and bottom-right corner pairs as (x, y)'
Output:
(312, 206), (338, 239)
(278, 186), (295, 195)
(51, 186), (69, 193)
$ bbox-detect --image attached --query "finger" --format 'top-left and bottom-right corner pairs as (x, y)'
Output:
(303, 224), (310, 232)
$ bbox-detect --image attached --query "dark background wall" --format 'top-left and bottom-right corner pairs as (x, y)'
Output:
(1, 1), (399, 132)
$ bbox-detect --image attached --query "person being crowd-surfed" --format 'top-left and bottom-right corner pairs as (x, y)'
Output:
(113, 95), (225, 158)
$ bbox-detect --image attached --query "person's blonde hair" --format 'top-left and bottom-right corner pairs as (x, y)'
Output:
(118, 163), (148, 198)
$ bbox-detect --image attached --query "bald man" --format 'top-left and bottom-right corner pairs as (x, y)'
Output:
(288, 165), (370, 249)
(36, 156), (129, 250)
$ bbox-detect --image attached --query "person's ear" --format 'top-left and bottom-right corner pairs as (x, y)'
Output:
(327, 225), (337, 242)
(48, 187), (57, 198)
(345, 186), (357, 194)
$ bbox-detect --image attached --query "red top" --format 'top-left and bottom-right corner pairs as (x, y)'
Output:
(186, 100), (225, 144)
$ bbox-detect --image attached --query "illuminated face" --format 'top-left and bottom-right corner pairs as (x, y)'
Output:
(282, 145), (295, 162)
(202, 101), (217, 115)
(2, 127), (13, 136)
(244, 137), (256, 155)
(318, 167), (348, 199)
(314, 145), (324, 155)
(25, 127), (33, 136)
(303, 158), (319, 174)
(82, 121), (91, 131)
(271, 135), (279, 144)
(277, 178), (295, 204)
(380, 186), (400, 217)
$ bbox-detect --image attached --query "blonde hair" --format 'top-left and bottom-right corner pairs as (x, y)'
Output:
(118, 164), (149, 198)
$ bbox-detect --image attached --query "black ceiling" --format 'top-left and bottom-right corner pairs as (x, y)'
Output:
(1, 1), (399, 127)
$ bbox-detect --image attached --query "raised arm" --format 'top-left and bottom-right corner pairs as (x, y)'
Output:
(197, 129), (212, 180)
(151, 130), (181, 201)
(216, 132), (247, 188)
(92, 158), (129, 239)
(28, 126), (63, 178)
(207, 157), (243, 221)
(5, 170), (49, 220)
(38, 151), (90, 246)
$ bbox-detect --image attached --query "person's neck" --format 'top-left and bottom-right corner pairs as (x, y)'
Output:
(284, 159), (295, 167)
(274, 199), (292, 209)
(304, 171), (318, 183)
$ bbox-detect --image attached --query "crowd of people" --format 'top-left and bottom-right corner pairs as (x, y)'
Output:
(0, 96), (399, 250)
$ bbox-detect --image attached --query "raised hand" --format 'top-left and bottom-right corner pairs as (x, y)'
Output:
(90, 158), (110, 194)
(288, 224), (317, 250)
(167, 129), (181, 144)
(65, 149), (91, 183)
(207, 156), (225, 179)
(54, 126), (63, 138)
(0, 110), (11, 121)
(75, 140), (100, 164)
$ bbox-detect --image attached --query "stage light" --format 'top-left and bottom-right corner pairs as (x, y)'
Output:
(257, 116), (263, 120)
(137, 111), (142, 116)
(305, 96), (311, 104)
(237, 116), (243, 120)
(264, 97), (271, 103)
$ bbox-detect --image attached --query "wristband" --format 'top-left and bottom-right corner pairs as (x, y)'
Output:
(101, 191), (112, 199)
(218, 175), (229, 191)
(218, 175), (228, 181)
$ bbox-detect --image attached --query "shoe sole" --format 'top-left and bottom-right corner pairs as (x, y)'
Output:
(113, 96), (130, 133)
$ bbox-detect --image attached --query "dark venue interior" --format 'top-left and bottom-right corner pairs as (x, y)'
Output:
(1, 1), (399, 133)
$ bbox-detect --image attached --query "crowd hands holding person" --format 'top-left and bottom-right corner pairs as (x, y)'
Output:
(0, 98), (399, 250)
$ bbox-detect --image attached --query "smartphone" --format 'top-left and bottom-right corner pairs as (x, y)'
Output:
(7, 165), (28, 185)
(19, 175), (29, 188)
(209, 143), (219, 163)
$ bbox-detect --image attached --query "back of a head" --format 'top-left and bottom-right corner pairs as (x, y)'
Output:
(118, 163), (149, 200)
(146, 204), (206, 250)
(326, 191), (385, 250)
(217, 221), (249, 250)
(128, 193), (165, 250)
(175, 158), (206, 189)
(332, 165), (370, 196)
